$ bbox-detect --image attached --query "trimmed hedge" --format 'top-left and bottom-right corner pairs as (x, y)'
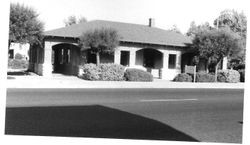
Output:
(217, 69), (240, 83)
(8, 59), (28, 69)
(79, 63), (100, 80)
(79, 63), (125, 81)
(238, 69), (245, 82)
(173, 73), (193, 82)
(124, 68), (153, 82)
(14, 53), (24, 60)
(98, 63), (126, 81)
(196, 72), (215, 82)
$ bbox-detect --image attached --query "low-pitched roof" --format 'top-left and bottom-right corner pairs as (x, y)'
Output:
(44, 20), (191, 47)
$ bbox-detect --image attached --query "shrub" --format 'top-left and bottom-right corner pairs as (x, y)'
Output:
(98, 63), (125, 81)
(238, 69), (245, 82)
(79, 63), (125, 81)
(217, 69), (240, 83)
(195, 72), (215, 82)
(173, 73), (193, 82)
(8, 59), (28, 69)
(14, 53), (24, 60)
(79, 63), (100, 80)
(124, 68), (153, 82)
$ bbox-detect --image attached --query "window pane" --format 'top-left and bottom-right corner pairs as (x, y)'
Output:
(168, 54), (176, 69)
(120, 51), (130, 66)
(67, 49), (70, 63)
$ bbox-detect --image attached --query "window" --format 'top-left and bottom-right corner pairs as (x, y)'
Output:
(168, 54), (176, 69)
(120, 51), (130, 66)
(60, 49), (64, 64)
(59, 48), (71, 64)
(67, 49), (70, 63)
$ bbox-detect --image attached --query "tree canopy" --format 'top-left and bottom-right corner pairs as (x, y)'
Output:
(214, 9), (247, 39)
(192, 27), (242, 78)
(9, 3), (44, 46)
(169, 25), (182, 34)
(186, 21), (212, 37)
(193, 28), (242, 62)
(78, 28), (120, 65)
(214, 9), (247, 66)
(64, 15), (87, 27)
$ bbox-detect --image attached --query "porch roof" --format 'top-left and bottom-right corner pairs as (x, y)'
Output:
(44, 20), (192, 47)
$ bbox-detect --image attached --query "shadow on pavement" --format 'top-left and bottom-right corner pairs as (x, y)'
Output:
(7, 71), (30, 76)
(5, 105), (199, 142)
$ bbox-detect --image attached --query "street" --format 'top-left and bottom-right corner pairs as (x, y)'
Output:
(5, 88), (244, 143)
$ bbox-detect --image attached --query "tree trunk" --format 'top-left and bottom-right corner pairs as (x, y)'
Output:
(214, 62), (219, 82)
(96, 52), (100, 65)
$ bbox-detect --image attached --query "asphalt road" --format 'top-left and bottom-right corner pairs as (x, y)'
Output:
(5, 88), (244, 143)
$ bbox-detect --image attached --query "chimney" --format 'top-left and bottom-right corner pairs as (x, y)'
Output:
(149, 18), (155, 27)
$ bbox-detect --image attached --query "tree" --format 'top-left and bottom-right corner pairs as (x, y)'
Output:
(79, 28), (120, 65)
(9, 3), (44, 47)
(169, 25), (182, 34)
(192, 27), (242, 81)
(214, 9), (247, 66)
(214, 9), (247, 39)
(186, 21), (212, 37)
(64, 15), (87, 27)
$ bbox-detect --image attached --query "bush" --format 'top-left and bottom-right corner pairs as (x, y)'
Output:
(173, 73), (193, 82)
(238, 69), (245, 82)
(124, 68), (153, 82)
(98, 63), (125, 81)
(217, 69), (240, 83)
(8, 59), (28, 69)
(14, 53), (24, 60)
(79, 63), (100, 80)
(195, 72), (215, 82)
(79, 63), (125, 81)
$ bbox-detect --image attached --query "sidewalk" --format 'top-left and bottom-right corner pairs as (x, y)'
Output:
(6, 74), (244, 89)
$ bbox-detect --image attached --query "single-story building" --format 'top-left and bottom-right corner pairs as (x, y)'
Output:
(28, 19), (227, 80)
(9, 43), (30, 60)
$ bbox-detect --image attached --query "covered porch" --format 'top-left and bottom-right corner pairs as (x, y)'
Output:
(114, 45), (183, 80)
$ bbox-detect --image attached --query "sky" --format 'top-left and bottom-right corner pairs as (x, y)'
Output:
(9, 0), (248, 33)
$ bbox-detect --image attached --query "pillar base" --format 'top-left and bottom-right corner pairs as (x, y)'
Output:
(35, 63), (53, 77)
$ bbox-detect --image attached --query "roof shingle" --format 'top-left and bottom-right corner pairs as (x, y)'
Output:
(44, 20), (192, 47)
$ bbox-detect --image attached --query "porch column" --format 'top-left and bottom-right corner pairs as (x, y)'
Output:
(161, 51), (169, 79)
(162, 51), (169, 70)
(222, 56), (228, 70)
(114, 49), (121, 64)
(176, 52), (182, 69)
(41, 41), (53, 77)
(129, 49), (136, 67)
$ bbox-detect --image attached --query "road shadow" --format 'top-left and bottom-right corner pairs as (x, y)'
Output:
(7, 70), (30, 76)
(5, 105), (199, 142)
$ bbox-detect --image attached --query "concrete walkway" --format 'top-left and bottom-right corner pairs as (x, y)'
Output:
(6, 73), (244, 89)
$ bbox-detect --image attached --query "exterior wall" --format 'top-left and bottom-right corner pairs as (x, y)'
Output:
(115, 43), (184, 80)
(100, 52), (114, 63)
(158, 49), (182, 80)
(30, 37), (186, 80)
(29, 37), (78, 77)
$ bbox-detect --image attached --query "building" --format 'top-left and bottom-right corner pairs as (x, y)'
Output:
(9, 43), (30, 60)
(29, 19), (197, 80)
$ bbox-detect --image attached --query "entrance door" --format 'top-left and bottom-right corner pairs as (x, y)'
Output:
(143, 49), (155, 68)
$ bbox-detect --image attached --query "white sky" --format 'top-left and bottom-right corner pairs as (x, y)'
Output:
(9, 0), (248, 33)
